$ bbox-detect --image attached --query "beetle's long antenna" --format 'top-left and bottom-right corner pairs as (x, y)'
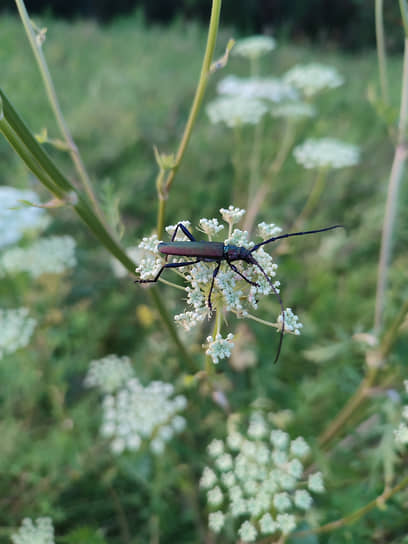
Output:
(251, 257), (285, 364)
(250, 224), (344, 253)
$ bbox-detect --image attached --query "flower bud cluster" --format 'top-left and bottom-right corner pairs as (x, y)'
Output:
(0, 186), (49, 248)
(200, 412), (325, 541)
(283, 63), (344, 97)
(233, 35), (276, 59)
(0, 307), (37, 360)
(85, 354), (187, 455)
(293, 138), (360, 170)
(11, 517), (54, 544)
(0, 236), (76, 278)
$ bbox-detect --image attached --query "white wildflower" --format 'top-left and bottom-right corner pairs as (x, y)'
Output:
(135, 233), (164, 280)
(208, 438), (224, 457)
(207, 486), (223, 506)
(165, 221), (192, 240)
(277, 513), (297, 535)
(84, 354), (134, 393)
(215, 453), (234, 471)
(198, 218), (224, 238)
(270, 429), (290, 449)
(233, 35), (276, 59)
(100, 378), (186, 455)
(238, 520), (257, 543)
(208, 511), (225, 533)
(278, 308), (303, 335)
(283, 63), (344, 97)
(290, 436), (310, 457)
(293, 138), (360, 169)
(257, 222), (282, 239)
(259, 513), (278, 534)
(200, 467), (218, 489)
(294, 489), (313, 510)
(394, 422), (408, 445)
(273, 492), (292, 512)
(206, 96), (267, 127)
(206, 333), (234, 364)
(0, 236), (76, 278)
(220, 206), (246, 225)
(174, 310), (206, 331)
(0, 187), (48, 248)
(11, 517), (54, 544)
(308, 472), (325, 493)
(218, 75), (297, 103)
(0, 307), (36, 359)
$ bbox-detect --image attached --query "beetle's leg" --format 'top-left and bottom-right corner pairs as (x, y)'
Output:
(226, 260), (259, 287)
(135, 259), (202, 283)
(207, 260), (222, 312)
(171, 223), (196, 242)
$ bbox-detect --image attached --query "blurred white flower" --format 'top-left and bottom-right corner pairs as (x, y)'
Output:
(206, 96), (267, 127)
(218, 75), (297, 103)
(84, 354), (135, 393)
(0, 236), (76, 278)
(11, 517), (54, 544)
(283, 63), (344, 97)
(100, 377), (186, 455)
(206, 333), (234, 364)
(0, 186), (49, 248)
(111, 246), (143, 278)
(0, 307), (36, 360)
(293, 138), (360, 169)
(202, 412), (325, 539)
(233, 35), (276, 59)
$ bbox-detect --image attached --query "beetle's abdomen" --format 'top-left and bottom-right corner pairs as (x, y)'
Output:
(158, 241), (224, 258)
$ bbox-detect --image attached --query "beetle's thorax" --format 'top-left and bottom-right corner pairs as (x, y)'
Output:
(224, 244), (253, 262)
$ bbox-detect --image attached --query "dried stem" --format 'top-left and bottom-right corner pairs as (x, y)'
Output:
(375, 0), (389, 105)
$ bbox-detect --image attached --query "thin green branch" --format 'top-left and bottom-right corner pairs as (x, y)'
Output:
(14, 0), (105, 223)
(400, 0), (408, 37)
(156, 0), (222, 236)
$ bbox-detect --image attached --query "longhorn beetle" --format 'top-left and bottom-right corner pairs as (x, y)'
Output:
(136, 223), (343, 363)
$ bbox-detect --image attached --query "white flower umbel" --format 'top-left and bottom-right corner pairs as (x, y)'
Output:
(293, 138), (360, 170)
(0, 308), (36, 360)
(233, 35), (276, 59)
(206, 96), (267, 128)
(11, 517), (54, 544)
(0, 187), (49, 248)
(135, 208), (304, 363)
(218, 75), (297, 103)
(271, 102), (316, 120)
(84, 354), (135, 393)
(0, 236), (76, 278)
(202, 411), (325, 540)
(277, 308), (303, 336)
(283, 63), (344, 97)
(100, 378), (187, 455)
(206, 333), (234, 364)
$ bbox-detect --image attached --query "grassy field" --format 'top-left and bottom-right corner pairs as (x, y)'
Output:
(1, 12), (408, 544)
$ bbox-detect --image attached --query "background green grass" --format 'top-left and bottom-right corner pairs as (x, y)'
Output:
(1, 13), (408, 544)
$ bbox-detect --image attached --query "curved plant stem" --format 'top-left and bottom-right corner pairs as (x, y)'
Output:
(14, 0), (106, 226)
(375, 0), (389, 105)
(0, 90), (195, 371)
(156, 0), (222, 237)
(295, 474), (408, 536)
(205, 300), (223, 374)
(374, 37), (408, 333)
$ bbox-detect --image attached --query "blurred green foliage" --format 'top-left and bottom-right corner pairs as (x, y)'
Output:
(1, 13), (408, 544)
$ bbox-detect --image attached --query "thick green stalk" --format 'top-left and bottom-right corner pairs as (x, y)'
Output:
(156, 0), (222, 236)
(374, 37), (408, 332)
(14, 0), (105, 223)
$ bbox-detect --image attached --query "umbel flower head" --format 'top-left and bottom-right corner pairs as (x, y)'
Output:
(293, 138), (360, 170)
(233, 35), (276, 59)
(135, 207), (303, 364)
(206, 96), (267, 127)
(0, 236), (76, 278)
(283, 63), (344, 97)
(0, 307), (37, 360)
(11, 517), (54, 544)
(217, 75), (297, 103)
(200, 412), (325, 541)
(0, 186), (49, 248)
(84, 354), (135, 394)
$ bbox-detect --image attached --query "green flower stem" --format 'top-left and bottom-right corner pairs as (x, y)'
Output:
(246, 313), (278, 329)
(14, 0), (105, 225)
(205, 300), (223, 374)
(243, 120), (296, 234)
(232, 123), (244, 205)
(374, 37), (408, 332)
(375, 0), (389, 105)
(0, 91), (195, 370)
(156, 0), (222, 236)
(294, 474), (408, 537)
(292, 166), (329, 230)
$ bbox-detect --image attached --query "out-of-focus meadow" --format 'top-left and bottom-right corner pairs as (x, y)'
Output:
(1, 8), (408, 544)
